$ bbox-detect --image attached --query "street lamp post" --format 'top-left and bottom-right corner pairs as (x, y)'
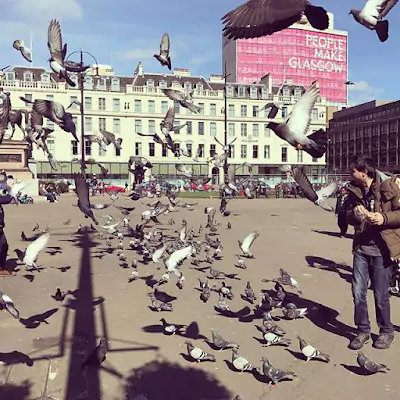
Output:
(223, 63), (231, 175)
(66, 50), (99, 175)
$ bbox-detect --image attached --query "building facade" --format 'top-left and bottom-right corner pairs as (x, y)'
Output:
(223, 12), (348, 106)
(327, 100), (400, 174)
(0, 62), (328, 184)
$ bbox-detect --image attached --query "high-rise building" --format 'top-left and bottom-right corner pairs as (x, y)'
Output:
(0, 62), (328, 184)
(223, 13), (348, 106)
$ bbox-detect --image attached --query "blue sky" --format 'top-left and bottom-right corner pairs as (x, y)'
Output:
(1, 0), (399, 106)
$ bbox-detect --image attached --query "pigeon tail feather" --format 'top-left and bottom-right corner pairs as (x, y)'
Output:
(375, 20), (389, 43)
(304, 5), (329, 31)
(304, 129), (327, 158)
(317, 352), (330, 362)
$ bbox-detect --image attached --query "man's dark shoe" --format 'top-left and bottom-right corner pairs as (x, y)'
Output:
(373, 333), (394, 349)
(348, 333), (371, 350)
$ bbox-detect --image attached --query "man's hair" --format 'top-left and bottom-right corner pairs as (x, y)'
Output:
(349, 156), (376, 178)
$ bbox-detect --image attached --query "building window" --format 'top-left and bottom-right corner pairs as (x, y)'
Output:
(228, 123), (235, 137)
(85, 139), (92, 156)
(84, 117), (92, 132)
(264, 125), (271, 137)
(46, 94), (54, 102)
(238, 87), (245, 97)
(135, 142), (142, 156)
(159, 81), (167, 88)
(186, 121), (192, 134)
(229, 145), (235, 158)
(252, 105), (259, 117)
(124, 102), (130, 110)
(113, 118), (120, 134)
(113, 98), (120, 112)
(198, 103), (204, 114)
(71, 140), (78, 155)
(161, 101), (168, 114)
(228, 104), (235, 117)
(186, 143), (193, 155)
(283, 88), (290, 97)
(148, 120), (155, 133)
(281, 147), (287, 162)
(173, 101), (180, 114)
(111, 77), (120, 91)
(198, 144), (205, 157)
(210, 122), (217, 137)
(294, 89), (302, 99)
(146, 80), (154, 87)
(240, 144), (247, 159)
(210, 144), (216, 157)
(297, 150), (303, 163)
(240, 105), (247, 117)
(148, 100), (155, 113)
(282, 107), (287, 118)
(149, 143), (155, 157)
(97, 77), (106, 90)
(47, 139), (55, 154)
(84, 76), (93, 90)
(98, 97), (106, 110)
(226, 86), (234, 97)
(253, 145), (258, 159)
(261, 87), (268, 99)
(210, 103), (216, 116)
(198, 122), (204, 135)
(99, 117), (106, 131)
(6, 71), (15, 81)
(99, 144), (106, 157)
(250, 87), (258, 99)
(312, 157), (318, 162)
(240, 123), (247, 137)
(85, 97), (92, 110)
(174, 142), (180, 153)
(134, 100), (142, 113)
(134, 119), (142, 132)
(252, 124), (259, 137)
(312, 108), (318, 120)
(162, 144), (168, 157)
(23, 94), (32, 106)
(23, 72), (32, 82)
(264, 145), (270, 159)
(70, 96), (79, 110)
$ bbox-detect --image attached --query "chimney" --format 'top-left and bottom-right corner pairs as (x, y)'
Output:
(136, 62), (144, 76)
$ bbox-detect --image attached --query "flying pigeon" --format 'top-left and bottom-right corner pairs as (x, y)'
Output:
(345, 80), (355, 85)
(74, 173), (99, 224)
(12, 40), (32, 62)
(162, 88), (201, 114)
(86, 130), (122, 151)
(222, 0), (329, 40)
(15, 232), (50, 272)
(238, 231), (259, 258)
(154, 32), (171, 70)
(292, 167), (337, 211)
(47, 19), (76, 87)
(350, 0), (398, 42)
(266, 81), (327, 158)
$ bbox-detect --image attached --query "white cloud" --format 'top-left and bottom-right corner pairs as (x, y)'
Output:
(348, 81), (385, 106)
(3, 0), (83, 20)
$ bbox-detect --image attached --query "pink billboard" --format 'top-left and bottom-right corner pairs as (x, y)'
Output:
(234, 28), (348, 104)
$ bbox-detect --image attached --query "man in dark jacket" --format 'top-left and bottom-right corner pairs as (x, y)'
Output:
(345, 156), (400, 351)
(0, 173), (15, 276)
(335, 186), (349, 236)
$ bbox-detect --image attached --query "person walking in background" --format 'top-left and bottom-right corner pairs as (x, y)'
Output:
(274, 183), (280, 199)
(0, 172), (15, 276)
(335, 186), (349, 237)
(345, 156), (400, 351)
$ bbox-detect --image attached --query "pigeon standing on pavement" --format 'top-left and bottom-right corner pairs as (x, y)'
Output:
(356, 351), (390, 374)
(297, 336), (330, 362)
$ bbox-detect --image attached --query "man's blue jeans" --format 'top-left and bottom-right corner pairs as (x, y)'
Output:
(352, 251), (393, 334)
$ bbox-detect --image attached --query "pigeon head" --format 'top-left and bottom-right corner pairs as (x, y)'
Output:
(145, 161), (153, 169)
(349, 9), (358, 17)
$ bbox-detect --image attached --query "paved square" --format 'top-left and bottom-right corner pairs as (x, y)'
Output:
(0, 194), (399, 400)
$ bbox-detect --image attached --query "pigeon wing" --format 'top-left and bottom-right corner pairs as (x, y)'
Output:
(286, 81), (319, 134)
(162, 88), (185, 102)
(160, 32), (170, 56)
(74, 173), (91, 209)
(10, 181), (29, 197)
(242, 231), (259, 252)
(228, 164), (236, 184)
(33, 100), (64, 123)
(25, 232), (50, 262)
(163, 107), (175, 130)
(165, 245), (193, 271)
(30, 109), (44, 127)
(47, 19), (64, 63)
(379, 0), (399, 18)
(292, 167), (318, 202)
(100, 130), (116, 145)
(0, 293), (20, 319)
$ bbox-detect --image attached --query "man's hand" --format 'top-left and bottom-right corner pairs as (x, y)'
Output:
(354, 205), (369, 222)
(367, 212), (384, 226)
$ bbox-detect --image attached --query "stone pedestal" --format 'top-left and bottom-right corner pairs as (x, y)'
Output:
(0, 140), (38, 196)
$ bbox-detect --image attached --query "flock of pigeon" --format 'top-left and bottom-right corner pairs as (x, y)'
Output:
(0, 170), (391, 399)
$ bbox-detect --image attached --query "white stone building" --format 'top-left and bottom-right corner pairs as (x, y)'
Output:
(0, 62), (328, 185)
